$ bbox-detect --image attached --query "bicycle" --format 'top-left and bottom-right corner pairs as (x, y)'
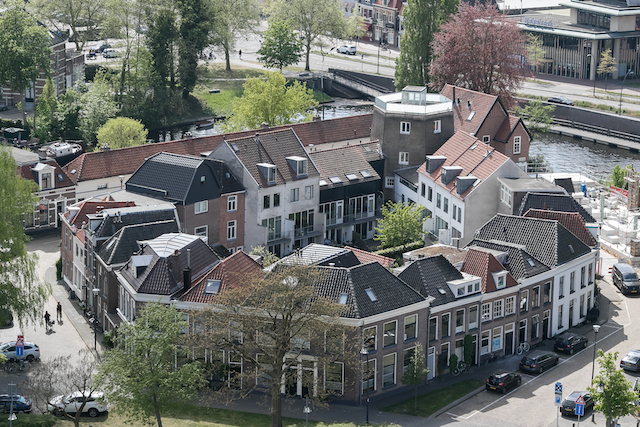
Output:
(516, 342), (531, 355)
(451, 360), (468, 376)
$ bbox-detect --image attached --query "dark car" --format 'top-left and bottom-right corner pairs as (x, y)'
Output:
(519, 351), (559, 374)
(560, 391), (593, 416)
(0, 395), (32, 413)
(612, 263), (640, 295)
(621, 350), (640, 371)
(486, 370), (521, 394)
(0, 104), (8, 112)
(548, 96), (574, 105)
(555, 332), (588, 355)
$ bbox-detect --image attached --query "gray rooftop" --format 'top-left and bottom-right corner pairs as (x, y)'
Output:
(498, 177), (566, 192)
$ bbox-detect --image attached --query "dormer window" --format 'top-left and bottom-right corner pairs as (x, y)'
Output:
(286, 156), (308, 177)
(492, 272), (507, 289)
(257, 163), (277, 184)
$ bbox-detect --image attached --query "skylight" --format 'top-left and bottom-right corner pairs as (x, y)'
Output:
(360, 170), (372, 178)
(345, 173), (358, 181)
(527, 258), (535, 267)
(470, 143), (478, 151)
(438, 288), (446, 295)
(231, 143), (239, 152)
(319, 179), (328, 186)
(57, 173), (64, 182)
(338, 293), (348, 304)
(204, 279), (221, 294)
(365, 288), (377, 302)
(466, 111), (475, 121)
(364, 146), (371, 152)
(329, 176), (342, 184)
(568, 244), (575, 254)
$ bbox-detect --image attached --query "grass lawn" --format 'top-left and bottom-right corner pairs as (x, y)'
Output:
(382, 378), (484, 418)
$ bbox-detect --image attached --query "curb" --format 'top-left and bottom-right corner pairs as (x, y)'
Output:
(428, 385), (486, 419)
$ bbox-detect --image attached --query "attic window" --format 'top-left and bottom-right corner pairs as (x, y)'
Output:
(231, 143), (239, 152)
(438, 288), (446, 295)
(57, 173), (64, 182)
(338, 293), (348, 304)
(360, 170), (372, 178)
(345, 173), (358, 181)
(204, 279), (221, 294)
(568, 244), (575, 254)
(527, 258), (535, 267)
(457, 287), (464, 296)
(201, 175), (206, 184)
(257, 163), (277, 183)
(286, 156), (308, 177)
(319, 179), (328, 186)
(466, 111), (475, 121)
(329, 176), (342, 184)
(470, 143), (478, 151)
(365, 288), (377, 302)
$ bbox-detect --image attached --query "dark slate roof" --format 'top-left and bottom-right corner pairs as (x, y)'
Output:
(126, 152), (243, 203)
(473, 214), (591, 268)
(317, 251), (362, 268)
(466, 239), (550, 280)
(398, 255), (463, 307)
(310, 142), (381, 189)
(554, 178), (575, 195)
(518, 192), (596, 223)
(523, 209), (598, 247)
(224, 129), (319, 188)
(94, 206), (178, 240)
(394, 166), (419, 186)
(96, 220), (180, 266)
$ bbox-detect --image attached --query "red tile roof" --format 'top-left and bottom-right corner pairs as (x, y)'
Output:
(65, 200), (135, 227)
(62, 115), (373, 183)
(417, 131), (510, 200)
(523, 209), (597, 247)
(441, 85), (503, 135)
(462, 248), (517, 293)
(17, 160), (75, 188)
(179, 251), (262, 304)
(345, 246), (394, 268)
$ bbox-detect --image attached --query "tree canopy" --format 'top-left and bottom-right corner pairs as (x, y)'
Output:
(512, 100), (554, 138)
(96, 117), (148, 150)
(374, 201), (425, 248)
(209, 0), (260, 71)
(597, 49), (617, 91)
(223, 72), (317, 131)
(0, 147), (50, 327)
(429, 2), (526, 107)
(257, 19), (303, 72)
(395, 0), (458, 89)
(401, 342), (430, 410)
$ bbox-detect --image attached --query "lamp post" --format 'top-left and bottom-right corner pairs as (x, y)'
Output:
(303, 395), (311, 427)
(591, 324), (600, 422)
(8, 383), (16, 427)
(587, 53), (597, 97)
(619, 69), (634, 116)
(377, 38), (381, 75)
(92, 288), (100, 351)
(360, 346), (370, 425)
(321, 46), (335, 121)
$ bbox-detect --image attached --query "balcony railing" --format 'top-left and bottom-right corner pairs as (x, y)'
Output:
(294, 225), (315, 238)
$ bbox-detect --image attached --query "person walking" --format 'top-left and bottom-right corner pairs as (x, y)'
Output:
(44, 311), (51, 331)
(56, 302), (62, 322)
(239, 49), (242, 60)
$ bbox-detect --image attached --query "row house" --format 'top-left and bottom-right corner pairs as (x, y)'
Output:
(496, 177), (568, 216)
(125, 152), (246, 252)
(372, 0), (404, 46)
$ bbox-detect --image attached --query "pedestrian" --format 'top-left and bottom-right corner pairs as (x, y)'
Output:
(239, 49), (242, 60)
(44, 311), (51, 331)
(56, 302), (62, 322)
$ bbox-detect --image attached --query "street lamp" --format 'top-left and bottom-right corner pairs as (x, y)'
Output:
(360, 346), (370, 425)
(619, 69), (634, 116)
(8, 383), (16, 427)
(591, 324), (600, 422)
(92, 288), (100, 351)
(321, 46), (335, 121)
(598, 380), (613, 427)
(303, 395), (311, 427)
(587, 53), (597, 97)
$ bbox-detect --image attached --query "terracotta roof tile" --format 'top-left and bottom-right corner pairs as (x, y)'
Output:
(345, 246), (394, 268)
(523, 209), (597, 247)
(462, 248), (517, 293)
(17, 160), (74, 189)
(65, 200), (135, 227)
(441, 85), (502, 135)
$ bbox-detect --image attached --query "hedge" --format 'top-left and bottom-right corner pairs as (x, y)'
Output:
(374, 240), (425, 265)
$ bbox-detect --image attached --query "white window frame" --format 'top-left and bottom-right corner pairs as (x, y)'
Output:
(227, 220), (237, 241)
(500, 183), (511, 207)
(382, 353), (396, 387)
(227, 195), (237, 212)
(363, 325), (377, 351)
(481, 302), (491, 322)
(194, 225), (208, 237)
(513, 136), (521, 154)
(291, 188), (299, 202)
(324, 361), (344, 395)
(455, 309), (465, 334)
(482, 135), (490, 143)
(305, 185), (313, 200)
(428, 316), (438, 341)
(434, 120), (441, 134)
(505, 296), (515, 315)
(362, 358), (377, 393)
(493, 299), (503, 318)
(194, 200), (208, 214)
(404, 314), (417, 341)
(492, 326), (503, 351)
(399, 152), (409, 165)
(441, 313), (450, 338)
(400, 121), (411, 134)
(383, 320), (397, 347)
(469, 305), (478, 329)
(481, 330), (491, 355)
(385, 176), (395, 188)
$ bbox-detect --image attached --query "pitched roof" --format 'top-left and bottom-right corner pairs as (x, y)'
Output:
(17, 160), (75, 189)
(310, 142), (380, 189)
(465, 239), (550, 280)
(518, 192), (596, 223)
(64, 200), (135, 227)
(62, 115), (373, 183)
(92, 205), (178, 240)
(345, 246), (394, 268)
(417, 131), (511, 200)
(440, 85), (502, 135)
(179, 251), (262, 303)
(461, 248), (518, 293)
(398, 255), (463, 307)
(126, 152), (243, 202)
(317, 246), (394, 269)
(494, 115), (521, 143)
(473, 214), (591, 268)
(554, 177), (576, 195)
(224, 128), (318, 187)
(523, 209), (597, 247)
(96, 220), (180, 266)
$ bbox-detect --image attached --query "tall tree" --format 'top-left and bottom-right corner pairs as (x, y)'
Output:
(186, 265), (353, 427)
(588, 350), (637, 427)
(374, 201), (425, 248)
(34, 78), (59, 142)
(96, 303), (205, 427)
(146, 8), (178, 89)
(526, 33), (545, 73)
(429, 2), (526, 108)
(512, 100), (554, 138)
(209, 0), (260, 71)
(177, 0), (211, 97)
(395, 0), (458, 89)
(257, 19), (303, 72)
(597, 49), (618, 91)
(0, 0), (52, 127)
(77, 77), (120, 146)
(96, 117), (148, 150)
(269, 0), (348, 71)
(401, 343), (430, 411)
(223, 71), (317, 131)
(0, 147), (50, 327)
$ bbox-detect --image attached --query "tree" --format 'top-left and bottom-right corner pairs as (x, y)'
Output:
(249, 246), (280, 267)
(209, 0), (260, 71)
(401, 343), (429, 411)
(96, 117), (148, 150)
(23, 350), (101, 427)
(394, 0), (458, 89)
(0, 0), (53, 126)
(512, 100), (554, 138)
(526, 33), (545, 73)
(96, 303), (205, 427)
(0, 147), (50, 327)
(257, 19), (303, 72)
(223, 72), (317, 131)
(374, 201), (425, 249)
(588, 350), (638, 427)
(597, 49), (618, 92)
(186, 265), (353, 427)
(177, 0), (211, 97)
(269, 0), (348, 71)
(34, 78), (59, 142)
(77, 76), (120, 146)
(429, 2), (526, 108)
(609, 165), (635, 189)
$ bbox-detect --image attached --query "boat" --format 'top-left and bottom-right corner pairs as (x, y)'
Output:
(196, 119), (215, 130)
(38, 141), (84, 166)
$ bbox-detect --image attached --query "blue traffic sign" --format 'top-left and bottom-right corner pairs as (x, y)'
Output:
(16, 346), (23, 357)
(555, 382), (562, 393)
(554, 394), (562, 407)
(575, 403), (584, 417)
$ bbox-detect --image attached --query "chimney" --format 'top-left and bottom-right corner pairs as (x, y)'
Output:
(452, 86), (456, 105)
(183, 266), (191, 289)
(100, 143), (110, 152)
(255, 133), (260, 144)
(261, 122), (270, 130)
(457, 98), (461, 106)
(467, 100), (472, 109)
(187, 248), (191, 269)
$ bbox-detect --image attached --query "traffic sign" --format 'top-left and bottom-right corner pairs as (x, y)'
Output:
(16, 335), (24, 346)
(16, 346), (23, 357)
(554, 394), (562, 407)
(575, 403), (585, 417)
(576, 395), (585, 405)
(555, 382), (562, 393)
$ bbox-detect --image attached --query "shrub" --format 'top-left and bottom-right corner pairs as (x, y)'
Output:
(55, 257), (62, 280)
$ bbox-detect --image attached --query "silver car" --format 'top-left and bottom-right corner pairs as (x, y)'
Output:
(0, 341), (40, 362)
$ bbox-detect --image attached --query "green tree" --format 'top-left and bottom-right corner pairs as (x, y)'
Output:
(609, 165), (634, 189)
(0, 146), (50, 327)
(269, 0), (348, 71)
(257, 19), (303, 72)
(0, 0), (52, 127)
(401, 343), (430, 411)
(395, 0), (458, 88)
(597, 49), (618, 92)
(209, 0), (260, 71)
(52, 87), (83, 141)
(177, 0), (211, 97)
(588, 350), (637, 427)
(223, 71), (317, 131)
(526, 33), (545, 73)
(374, 201), (425, 249)
(146, 8), (178, 89)
(249, 245), (280, 267)
(34, 77), (59, 142)
(513, 100), (555, 138)
(77, 76), (120, 146)
(96, 117), (148, 150)
(96, 303), (205, 427)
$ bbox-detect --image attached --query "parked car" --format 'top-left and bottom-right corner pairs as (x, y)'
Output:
(48, 391), (108, 418)
(337, 45), (356, 55)
(620, 350), (640, 371)
(0, 341), (40, 361)
(89, 43), (111, 54)
(0, 104), (8, 112)
(486, 370), (521, 394)
(555, 332), (588, 355)
(519, 351), (559, 374)
(560, 391), (594, 416)
(0, 309), (13, 326)
(612, 263), (640, 295)
(103, 49), (121, 58)
(548, 96), (574, 105)
(0, 395), (32, 413)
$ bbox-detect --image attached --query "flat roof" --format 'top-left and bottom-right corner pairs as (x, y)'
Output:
(498, 177), (566, 192)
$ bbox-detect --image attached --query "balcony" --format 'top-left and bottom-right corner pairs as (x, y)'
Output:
(294, 225), (315, 238)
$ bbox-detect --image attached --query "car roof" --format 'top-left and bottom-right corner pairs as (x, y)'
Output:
(566, 391), (587, 400)
(1, 341), (37, 346)
(625, 350), (640, 357)
(556, 332), (580, 339)
(525, 350), (553, 358)
(491, 369), (510, 376)
(614, 263), (636, 273)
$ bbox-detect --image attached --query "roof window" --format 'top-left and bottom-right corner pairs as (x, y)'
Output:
(346, 173), (358, 181)
(257, 163), (277, 184)
(204, 279), (221, 294)
(286, 156), (308, 177)
(338, 293), (348, 304)
(360, 170), (372, 178)
(329, 176), (342, 184)
(365, 288), (377, 302)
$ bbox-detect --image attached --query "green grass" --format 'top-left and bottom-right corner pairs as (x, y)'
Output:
(382, 378), (484, 418)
